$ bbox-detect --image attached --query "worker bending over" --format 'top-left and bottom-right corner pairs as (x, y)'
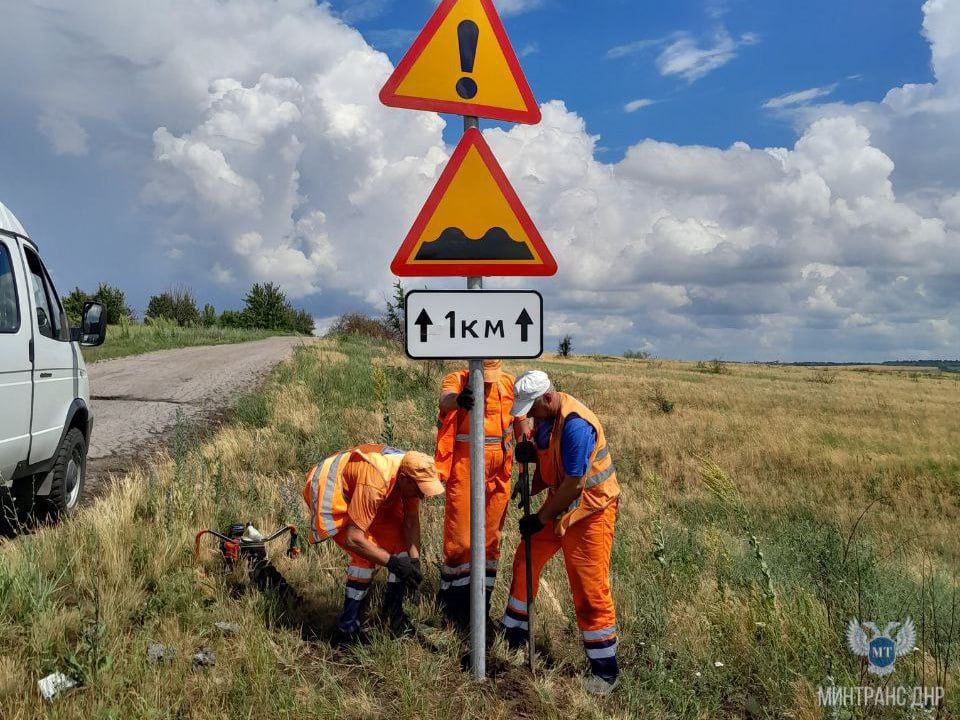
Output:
(303, 444), (444, 646)
(503, 371), (621, 695)
(435, 359), (525, 629)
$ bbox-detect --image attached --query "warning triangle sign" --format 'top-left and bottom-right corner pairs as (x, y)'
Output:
(379, 0), (541, 125)
(391, 128), (557, 277)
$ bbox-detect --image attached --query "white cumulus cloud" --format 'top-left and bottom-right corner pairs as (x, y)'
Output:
(0, 0), (958, 361)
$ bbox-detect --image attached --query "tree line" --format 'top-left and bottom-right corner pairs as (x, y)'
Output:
(63, 282), (315, 335)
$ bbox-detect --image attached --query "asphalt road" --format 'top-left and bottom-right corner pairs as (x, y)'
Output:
(86, 336), (307, 483)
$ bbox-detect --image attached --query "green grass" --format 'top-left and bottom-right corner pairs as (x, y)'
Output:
(0, 338), (957, 718)
(81, 318), (290, 363)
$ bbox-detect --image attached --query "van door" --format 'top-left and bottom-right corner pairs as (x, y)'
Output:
(0, 236), (32, 484)
(22, 246), (77, 466)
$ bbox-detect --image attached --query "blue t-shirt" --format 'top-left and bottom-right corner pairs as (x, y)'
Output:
(534, 414), (597, 478)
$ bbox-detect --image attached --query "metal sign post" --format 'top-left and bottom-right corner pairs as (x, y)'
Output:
(381, 0), (555, 684)
(465, 116), (487, 682)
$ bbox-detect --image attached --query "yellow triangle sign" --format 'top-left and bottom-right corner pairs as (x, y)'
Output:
(380, 0), (541, 125)
(392, 128), (556, 277)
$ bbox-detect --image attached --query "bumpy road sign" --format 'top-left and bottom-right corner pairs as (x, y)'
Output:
(379, 0), (541, 125)
(391, 128), (557, 277)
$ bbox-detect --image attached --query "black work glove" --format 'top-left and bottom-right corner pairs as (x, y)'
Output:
(519, 513), (545, 538)
(515, 440), (538, 464)
(456, 387), (475, 411)
(387, 555), (423, 588)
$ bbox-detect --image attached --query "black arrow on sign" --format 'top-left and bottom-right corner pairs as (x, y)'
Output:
(415, 309), (433, 343)
(516, 308), (534, 342)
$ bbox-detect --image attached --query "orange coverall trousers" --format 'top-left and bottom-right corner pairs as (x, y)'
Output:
(438, 445), (511, 625)
(503, 501), (619, 681)
(331, 497), (407, 634)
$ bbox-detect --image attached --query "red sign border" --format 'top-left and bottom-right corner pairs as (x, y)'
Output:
(379, 0), (542, 125)
(391, 128), (557, 278)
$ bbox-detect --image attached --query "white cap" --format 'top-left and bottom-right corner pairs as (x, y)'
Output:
(511, 370), (551, 417)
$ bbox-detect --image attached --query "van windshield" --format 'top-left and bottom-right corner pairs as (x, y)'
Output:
(0, 242), (20, 333)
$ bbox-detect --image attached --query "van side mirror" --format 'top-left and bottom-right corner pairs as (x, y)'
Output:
(72, 301), (107, 347)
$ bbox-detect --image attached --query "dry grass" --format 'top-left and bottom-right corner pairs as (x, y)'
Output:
(1, 340), (957, 718)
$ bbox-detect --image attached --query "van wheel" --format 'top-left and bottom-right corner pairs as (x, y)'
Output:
(36, 428), (87, 522)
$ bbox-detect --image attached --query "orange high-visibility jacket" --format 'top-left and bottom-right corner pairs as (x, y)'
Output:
(303, 444), (406, 544)
(435, 370), (516, 484)
(538, 393), (619, 536)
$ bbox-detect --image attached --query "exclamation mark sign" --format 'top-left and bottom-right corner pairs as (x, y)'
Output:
(456, 20), (479, 99)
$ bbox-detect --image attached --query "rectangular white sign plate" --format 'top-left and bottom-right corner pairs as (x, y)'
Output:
(405, 290), (543, 360)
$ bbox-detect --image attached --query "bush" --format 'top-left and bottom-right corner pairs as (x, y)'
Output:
(287, 308), (316, 335)
(697, 358), (730, 375)
(219, 310), (245, 328)
(328, 313), (393, 341)
(625, 349), (653, 360)
(652, 384), (675, 414)
(557, 334), (574, 358)
(146, 287), (200, 327)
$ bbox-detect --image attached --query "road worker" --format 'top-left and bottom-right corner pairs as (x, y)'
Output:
(502, 370), (621, 695)
(435, 359), (525, 629)
(303, 444), (444, 646)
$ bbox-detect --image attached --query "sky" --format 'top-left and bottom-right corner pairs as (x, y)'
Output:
(0, 0), (957, 362)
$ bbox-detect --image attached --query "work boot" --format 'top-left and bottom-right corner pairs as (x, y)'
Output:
(583, 674), (619, 696)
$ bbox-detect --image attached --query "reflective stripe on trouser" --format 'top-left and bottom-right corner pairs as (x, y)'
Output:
(332, 506), (406, 634)
(503, 501), (619, 681)
(438, 448), (510, 625)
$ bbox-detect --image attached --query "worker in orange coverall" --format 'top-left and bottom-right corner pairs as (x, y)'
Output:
(435, 359), (526, 630)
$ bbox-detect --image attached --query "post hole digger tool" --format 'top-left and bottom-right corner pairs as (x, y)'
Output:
(195, 523), (301, 593)
(515, 440), (539, 674)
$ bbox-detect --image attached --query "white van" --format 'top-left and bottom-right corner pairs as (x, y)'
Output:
(0, 200), (106, 523)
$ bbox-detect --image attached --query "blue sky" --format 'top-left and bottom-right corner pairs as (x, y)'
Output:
(1, 0), (957, 361)
(335, 0), (934, 153)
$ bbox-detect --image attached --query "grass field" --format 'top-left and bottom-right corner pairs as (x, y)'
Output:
(1, 336), (958, 718)
(80, 319), (290, 363)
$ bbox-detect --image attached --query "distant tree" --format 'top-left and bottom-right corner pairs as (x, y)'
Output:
(63, 287), (91, 327)
(557, 334), (574, 358)
(384, 280), (405, 342)
(201, 303), (217, 328)
(288, 308), (316, 335)
(147, 287), (200, 327)
(242, 282), (290, 330)
(219, 309), (245, 328)
(94, 282), (133, 324)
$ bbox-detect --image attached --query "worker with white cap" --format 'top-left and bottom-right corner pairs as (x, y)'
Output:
(303, 444), (445, 646)
(435, 360), (526, 630)
(502, 370), (621, 695)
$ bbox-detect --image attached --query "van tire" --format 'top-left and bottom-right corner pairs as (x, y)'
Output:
(35, 428), (86, 522)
